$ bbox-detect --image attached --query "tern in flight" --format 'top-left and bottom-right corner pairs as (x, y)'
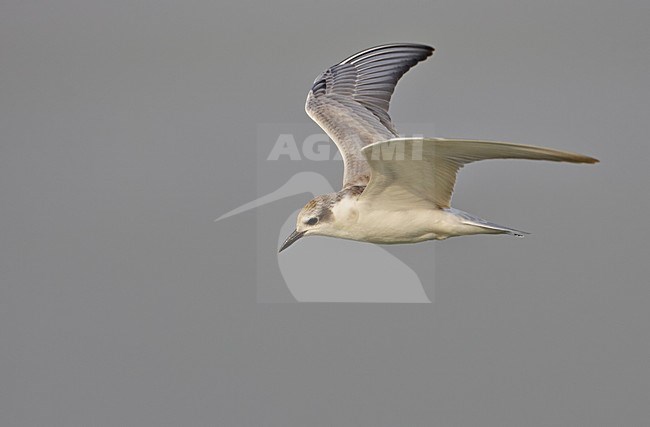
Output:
(279, 43), (598, 252)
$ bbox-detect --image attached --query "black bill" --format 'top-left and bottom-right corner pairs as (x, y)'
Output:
(278, 229), (306, 252)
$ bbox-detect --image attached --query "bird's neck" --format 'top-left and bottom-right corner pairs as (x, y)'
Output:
(330, 188), (364, 229)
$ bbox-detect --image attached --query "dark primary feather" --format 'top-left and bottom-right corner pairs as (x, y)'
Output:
(309, 43), (433, 133)
(306, 43), (434, 188)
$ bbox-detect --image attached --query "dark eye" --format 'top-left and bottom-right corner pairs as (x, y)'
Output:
(306, 217), (318, 226)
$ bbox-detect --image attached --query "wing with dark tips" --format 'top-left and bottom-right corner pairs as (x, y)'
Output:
(305, 43), (434, 188)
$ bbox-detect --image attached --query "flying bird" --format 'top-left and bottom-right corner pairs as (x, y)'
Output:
(279, 43), (598, 252)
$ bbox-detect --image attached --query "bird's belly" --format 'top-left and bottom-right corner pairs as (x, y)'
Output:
(349, 209), (453, 244)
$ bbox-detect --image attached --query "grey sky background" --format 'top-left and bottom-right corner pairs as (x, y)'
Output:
(1, 1), (649, 426)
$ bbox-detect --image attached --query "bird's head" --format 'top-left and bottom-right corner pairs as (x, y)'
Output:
(279, 194), (338, 252)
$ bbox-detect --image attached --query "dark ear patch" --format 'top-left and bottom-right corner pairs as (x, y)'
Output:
(319, 207), (333, 223)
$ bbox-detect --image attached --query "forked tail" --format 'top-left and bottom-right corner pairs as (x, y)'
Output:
(445, 208), (529, 237)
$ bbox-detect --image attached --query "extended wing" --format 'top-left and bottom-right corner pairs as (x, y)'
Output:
(359, 138), (599, 210)
(305, 44), (434, 188)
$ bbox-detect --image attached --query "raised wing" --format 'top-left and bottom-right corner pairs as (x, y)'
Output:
(359, 138), (599, 210)
(305, 44), (434, 189)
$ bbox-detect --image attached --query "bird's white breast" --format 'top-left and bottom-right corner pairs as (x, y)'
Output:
(329, 197), (458, 244)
